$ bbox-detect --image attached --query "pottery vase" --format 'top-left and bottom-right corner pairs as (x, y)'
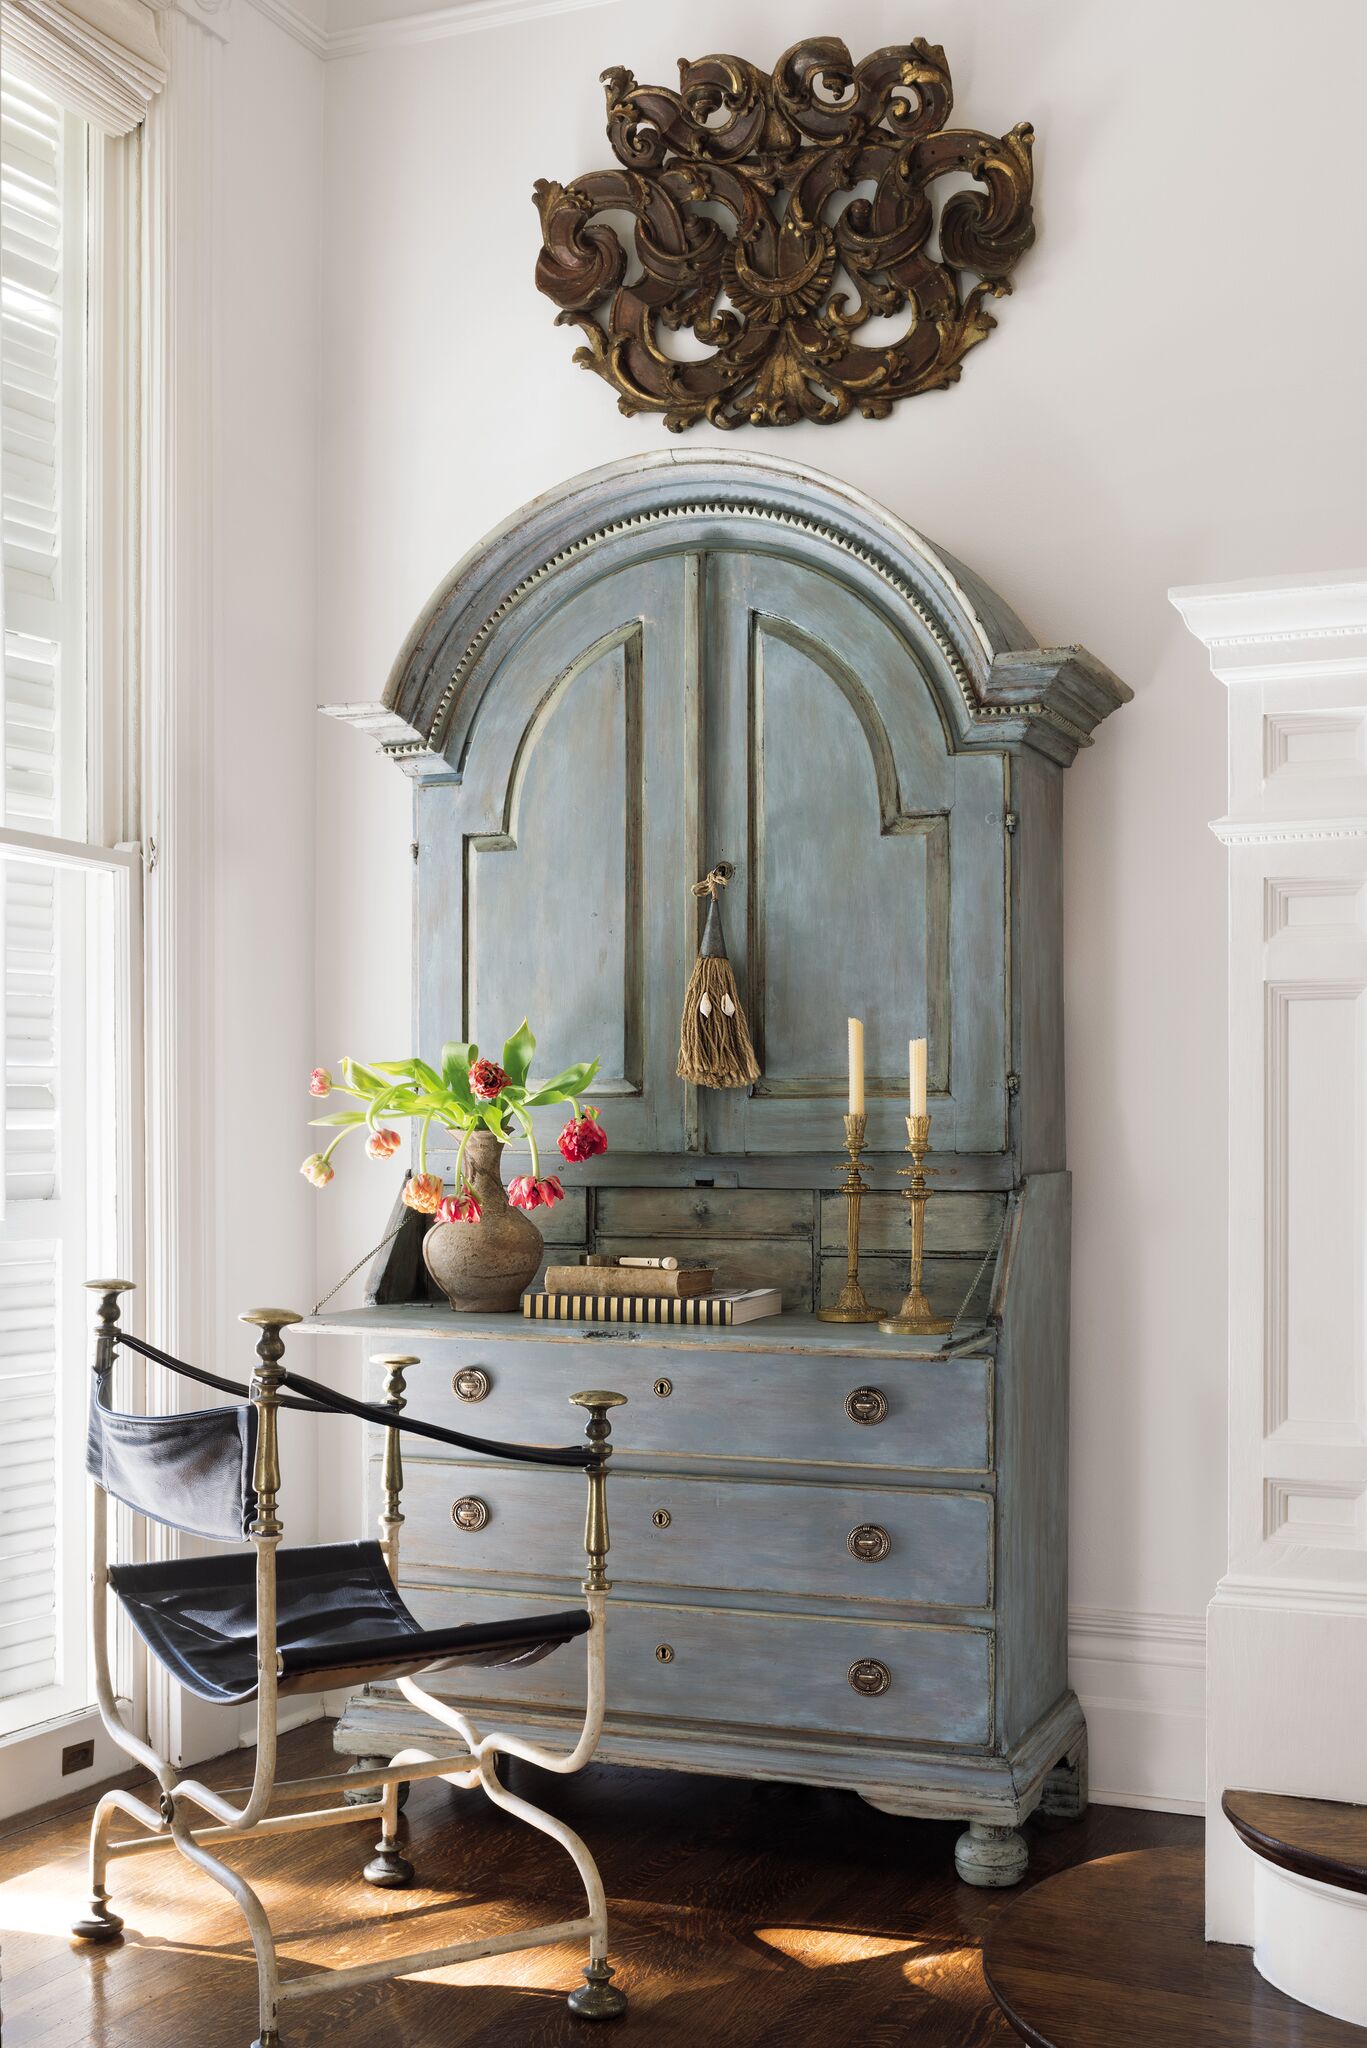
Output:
(421, 1130), (542, 1313)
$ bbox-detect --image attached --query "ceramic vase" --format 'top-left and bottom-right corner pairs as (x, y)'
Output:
(421, 1130), (542, 1312)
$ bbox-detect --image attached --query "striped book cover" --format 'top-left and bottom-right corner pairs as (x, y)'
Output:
(521, 1288), (782, 1327)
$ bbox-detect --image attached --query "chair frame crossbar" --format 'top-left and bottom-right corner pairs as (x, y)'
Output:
(74, 1282), (629, 2042)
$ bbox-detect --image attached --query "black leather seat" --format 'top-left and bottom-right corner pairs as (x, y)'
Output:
(110, 1540), (591, 1705)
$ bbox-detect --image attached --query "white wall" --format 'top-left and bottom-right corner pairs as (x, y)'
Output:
(215, 6), (325, 1585)
(304, 0), (1367, 1808)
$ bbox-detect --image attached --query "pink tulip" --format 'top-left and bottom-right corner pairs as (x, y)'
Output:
(365, 1127), (401, 1160)
(438, 1193), (482, 1225)
(402, 1172), (444, 1215)
(507, 1174), (542, 1211)
(536, 1175), (565, 1206)
(308, 1067), (332, 1097)
(300, 1152), (334, 1187)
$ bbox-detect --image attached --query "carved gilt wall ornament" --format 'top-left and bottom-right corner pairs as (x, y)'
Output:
(533, 38), (1035, 431)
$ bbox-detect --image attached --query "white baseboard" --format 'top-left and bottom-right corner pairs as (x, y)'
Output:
(1069, 1605), (1207, 1815)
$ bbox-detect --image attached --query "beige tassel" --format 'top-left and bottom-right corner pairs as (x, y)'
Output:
(677, 865), (760, 1088)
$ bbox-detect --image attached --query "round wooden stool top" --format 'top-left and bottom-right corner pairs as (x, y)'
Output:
(983, 1845), (1366, 2047)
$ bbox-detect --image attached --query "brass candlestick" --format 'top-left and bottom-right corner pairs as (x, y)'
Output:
(879, 1112), (954, 1336)
(817, 1113), (883, 1323)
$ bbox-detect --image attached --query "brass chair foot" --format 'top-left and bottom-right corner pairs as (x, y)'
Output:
(72, 1895), (124, 1943)
(362, 1845), (415, 1888)
(250, 2032), (283, 2047)
(568, 1957), (628, 2018)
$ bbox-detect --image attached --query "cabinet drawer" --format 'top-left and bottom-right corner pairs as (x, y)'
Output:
(402, 1584), (993, 1747)
(594, 1188), (812, 1238)
(375, 1340), (991, 1474)
(397, 1461), (992, 1610)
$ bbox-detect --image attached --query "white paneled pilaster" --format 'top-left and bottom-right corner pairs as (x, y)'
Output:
(1172, 570), (1367, 1944)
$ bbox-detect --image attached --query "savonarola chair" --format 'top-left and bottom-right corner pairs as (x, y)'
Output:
(72, 1280), (629, 2043)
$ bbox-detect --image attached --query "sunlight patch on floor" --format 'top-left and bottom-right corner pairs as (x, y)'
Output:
(752, 1926), (925, 1968)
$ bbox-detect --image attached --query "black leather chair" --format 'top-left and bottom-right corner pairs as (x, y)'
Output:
(73, 1281), (628, 2043)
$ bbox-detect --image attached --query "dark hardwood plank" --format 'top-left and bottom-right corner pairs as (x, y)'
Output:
(0, 1720), (1196, 2047)
(1224, 1788), (1367, 1898)
(983, 1844), (1365, 2047)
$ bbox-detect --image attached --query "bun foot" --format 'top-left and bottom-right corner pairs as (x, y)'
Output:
(72, 1892), (123, 1942)
(568, 1957), (628, 2018)
(955, 1821), (1029, 1888)
(362, 1845), (414, 1888)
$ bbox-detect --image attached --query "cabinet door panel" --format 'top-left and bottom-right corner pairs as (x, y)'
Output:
(703, 553), (1008, 1154)
(418, 557), (694, 1156)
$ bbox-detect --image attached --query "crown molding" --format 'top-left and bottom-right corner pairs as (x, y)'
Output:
(1171, 571), (1367, 686)
(244, 0), (325, 54)
(241, 0), (618, 60)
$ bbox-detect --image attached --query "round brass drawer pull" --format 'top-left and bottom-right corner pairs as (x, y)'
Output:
(651, 1508), (672, 1529)
(653, 1377), (673, 1398)
(452, 1367), (490, 1403)
(848, 1523), (892, 1563)
(845, 1386), (888, 1425)
(655, 1643), (675, 1664)
(848, 1658), (891, 1697)
(451, 1496), (489, 1532)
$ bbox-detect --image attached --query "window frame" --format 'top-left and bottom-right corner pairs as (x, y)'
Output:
(0, 83), (144, 1758)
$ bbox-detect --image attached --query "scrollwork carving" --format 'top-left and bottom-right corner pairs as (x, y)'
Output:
(534, 37), (1034, 431)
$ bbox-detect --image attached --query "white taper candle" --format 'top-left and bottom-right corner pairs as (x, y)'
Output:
(909, 1037), (927, 1119)
(848, 1018), (865, 1117)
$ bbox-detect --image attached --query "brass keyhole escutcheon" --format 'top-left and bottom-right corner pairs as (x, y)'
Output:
(453, 1367), (490, 1403)
(653, 1377), (673, 1398)
(655, 1643), (675, 1663)
(848, 1523), (892, 1563)
(651, 1508), (671, 1529)
(848, 1658), (891, 1697)
(845, 1386), (888, 1425)
(452, 1496), (489, 1532)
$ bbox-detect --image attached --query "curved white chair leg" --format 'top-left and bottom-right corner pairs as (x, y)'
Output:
(71, 1792), (127, 1941)
(477, 1752), (626, 2018)
(169, 1812), (283, 2046)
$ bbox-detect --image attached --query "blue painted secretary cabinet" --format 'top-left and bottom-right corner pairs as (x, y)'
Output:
(312, 451), (1129, 1884)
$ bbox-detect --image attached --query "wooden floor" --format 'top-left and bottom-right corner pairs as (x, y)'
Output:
(1, 1720), (1198, 2048)
(984, 1845), (1367, 2046)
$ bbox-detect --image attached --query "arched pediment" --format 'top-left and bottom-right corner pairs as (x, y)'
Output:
(324, 451), (1129, 778)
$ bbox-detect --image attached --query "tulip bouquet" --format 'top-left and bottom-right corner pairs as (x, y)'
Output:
(301, 1019), (607, 1222)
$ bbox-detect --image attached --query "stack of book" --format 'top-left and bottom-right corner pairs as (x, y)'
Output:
(523, 1255), (781, 1326)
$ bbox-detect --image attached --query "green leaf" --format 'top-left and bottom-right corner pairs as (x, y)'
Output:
(441, 1041), (476, 1088)
(522, 1058), (600, 1108)
(309, 1110), (368, 1127)
(482, 1105), (509, 1137)
(369, 1059), (420, 1079)
(501, 1019), (536, 1090)
(341, 1058), (388, 1097)
(410, 1059), (446, 1095)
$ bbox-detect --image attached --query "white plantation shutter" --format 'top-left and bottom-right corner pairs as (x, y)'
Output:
(0, 67), (93, 1732)
(0, 1238), (60, 1698)
(7, 863), (58, 1202)
(2, 71), (68, 1230)
(2, 71), (62, 597)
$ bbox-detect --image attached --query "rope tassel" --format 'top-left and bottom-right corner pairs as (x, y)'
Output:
(677, 864), (760, 1089)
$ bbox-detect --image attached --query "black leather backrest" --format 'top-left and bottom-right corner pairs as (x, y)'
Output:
(87, 1382), (259, 1543)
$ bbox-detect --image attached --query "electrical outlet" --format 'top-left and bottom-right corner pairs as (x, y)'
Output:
(61, 1739), (95, 1776)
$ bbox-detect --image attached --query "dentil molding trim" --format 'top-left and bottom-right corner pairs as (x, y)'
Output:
(1171, 571), (1367, 686)
(1210, 815), (1367, 846)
